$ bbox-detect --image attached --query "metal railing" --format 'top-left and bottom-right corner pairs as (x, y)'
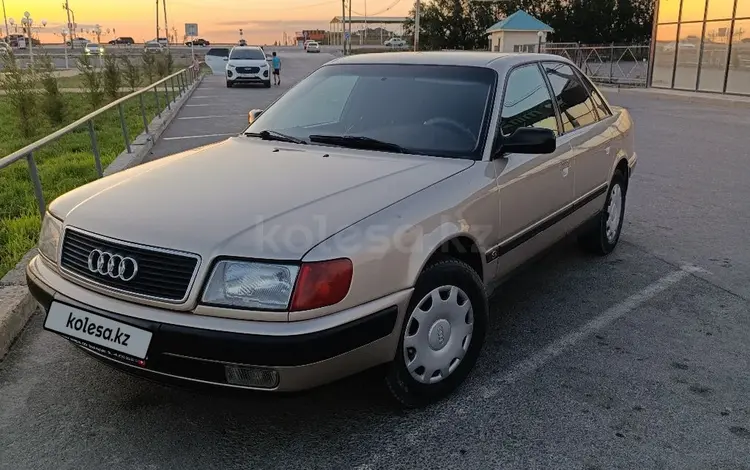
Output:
(0, 62), (202, 219)
(543, 43), (650, 87)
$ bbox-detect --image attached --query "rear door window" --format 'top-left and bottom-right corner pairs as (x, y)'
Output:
(206, 48), (230, 58)
(542, 62), (600, 133)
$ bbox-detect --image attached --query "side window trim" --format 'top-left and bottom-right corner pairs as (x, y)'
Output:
(541, 60), (602, 135)
(535, 61), (564, 136)
(574, 68), (613, 118)
(493, 61), (560, 154)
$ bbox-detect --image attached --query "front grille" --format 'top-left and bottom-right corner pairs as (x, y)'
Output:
(60, 229), (199, 302)
(237, 66), (260, 74)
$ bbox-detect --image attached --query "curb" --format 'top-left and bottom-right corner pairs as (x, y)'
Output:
(0, 73), (205, 360)
(600, 86), (750, 108)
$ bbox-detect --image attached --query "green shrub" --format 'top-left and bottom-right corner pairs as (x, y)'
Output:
(37, 53), (66, 125)
(141, 51), (157, 84)
(155, 52), (169, 78)
(120, 55), (142, 91)
(102, 53), (122, 100)
(77, 53), (104, 109)
(0, 50), (37, 138)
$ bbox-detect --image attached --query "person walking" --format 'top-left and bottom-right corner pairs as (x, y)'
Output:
(271, 51), (281, 86)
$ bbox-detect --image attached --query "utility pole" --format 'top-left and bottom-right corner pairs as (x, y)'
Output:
(414, 0), (420, 51)
(3, 0), (11, 39)
(155, 0), (159, 40)
(162, 0), (169, 46)
(347, 0), (352, 54)
(341, 0), (346, 54)
(61, 1), (73, 40)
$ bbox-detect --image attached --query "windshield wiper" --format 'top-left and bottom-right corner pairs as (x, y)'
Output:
(308, 134), (407, 153)
(245, 130), (307, 144)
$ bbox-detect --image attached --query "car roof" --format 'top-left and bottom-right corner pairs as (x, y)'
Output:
(326, 51), (574, 71)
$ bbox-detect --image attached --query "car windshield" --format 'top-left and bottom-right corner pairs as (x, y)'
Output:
(206, 48), (229, 57)
(88, 43), (99, 47)
(231, 48), (265, 60)
(245, 64), (496, 159)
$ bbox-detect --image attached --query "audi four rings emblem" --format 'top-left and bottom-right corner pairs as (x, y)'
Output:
(86, 249), (139, 281)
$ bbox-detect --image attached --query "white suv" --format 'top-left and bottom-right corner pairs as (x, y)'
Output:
(226, 46), (271, 88)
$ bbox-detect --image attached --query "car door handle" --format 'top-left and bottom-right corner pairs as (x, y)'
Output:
(560, 161), (570, 178)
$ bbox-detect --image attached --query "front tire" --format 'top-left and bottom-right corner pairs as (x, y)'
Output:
(263, 80), (271, 88)
(385, 257), (488, 408)
(226, 80), (233, 88)
(579, 169), (627, 255)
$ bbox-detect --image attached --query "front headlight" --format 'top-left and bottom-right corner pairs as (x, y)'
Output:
(38, 213), (63, 263)
(202, 261), (299, 310)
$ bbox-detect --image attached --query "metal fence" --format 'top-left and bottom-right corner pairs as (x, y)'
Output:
(0, 63), (201, 219)
(542, 43), (650, 87)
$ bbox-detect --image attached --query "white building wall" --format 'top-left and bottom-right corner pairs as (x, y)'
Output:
(488, 30), (548, 53)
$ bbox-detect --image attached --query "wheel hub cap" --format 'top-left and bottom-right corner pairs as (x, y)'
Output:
(403, 285), (474, 384)
(428, 319), (452, 351)
(606, 183), (623, 243)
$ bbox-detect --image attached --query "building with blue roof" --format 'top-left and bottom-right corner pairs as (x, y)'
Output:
(486, 10), (554, 53)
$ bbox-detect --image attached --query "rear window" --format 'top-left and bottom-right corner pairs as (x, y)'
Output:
(206, 48), (230, 57)
(230, 48), (266, 60)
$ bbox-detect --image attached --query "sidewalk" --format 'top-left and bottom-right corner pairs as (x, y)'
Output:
(600, 86), (750, 108)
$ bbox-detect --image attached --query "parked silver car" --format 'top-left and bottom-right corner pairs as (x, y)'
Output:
(28, 52), (635, 407)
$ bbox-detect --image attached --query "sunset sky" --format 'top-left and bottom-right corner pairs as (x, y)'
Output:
(3, 0), (412, 44)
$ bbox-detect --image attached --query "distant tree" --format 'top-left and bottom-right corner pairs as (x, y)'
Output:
(404, 0), (654, 49)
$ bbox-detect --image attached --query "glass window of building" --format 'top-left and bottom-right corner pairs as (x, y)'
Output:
(726, 19), (750, 95)
(651, 0), (750, 95)
(659, 0), (683, 23)
(706, 0), (735, 20)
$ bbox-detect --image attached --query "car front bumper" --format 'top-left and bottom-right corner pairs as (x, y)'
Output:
(27, 255), (412, 392)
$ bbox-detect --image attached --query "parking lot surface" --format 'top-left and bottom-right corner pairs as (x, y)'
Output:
(1, 54), (749, 470)
(144, 51), (336, 161)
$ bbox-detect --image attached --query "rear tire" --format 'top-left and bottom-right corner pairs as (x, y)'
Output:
(579, 169), (627, 255)
(385, 257), (488, 408)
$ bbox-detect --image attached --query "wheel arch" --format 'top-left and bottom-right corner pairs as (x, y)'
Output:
(409, 230), (485, 289)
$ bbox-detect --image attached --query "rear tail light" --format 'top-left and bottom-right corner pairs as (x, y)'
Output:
(290, 259), (353, 311)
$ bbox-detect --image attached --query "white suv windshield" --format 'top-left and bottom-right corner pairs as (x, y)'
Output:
(245, 64), (497, 159)
(231, 48), (265, 60)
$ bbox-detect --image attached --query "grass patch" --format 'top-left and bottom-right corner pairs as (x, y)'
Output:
(0, 88), (175, 278)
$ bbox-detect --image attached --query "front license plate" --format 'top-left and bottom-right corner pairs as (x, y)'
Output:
(44, 302), (152, 359)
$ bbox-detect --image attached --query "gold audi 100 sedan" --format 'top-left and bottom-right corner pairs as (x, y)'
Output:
(27, 52), (636, 408)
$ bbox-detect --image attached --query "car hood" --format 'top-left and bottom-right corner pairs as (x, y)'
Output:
(50, 137), (474, 261)
(228, 59), (268, 67)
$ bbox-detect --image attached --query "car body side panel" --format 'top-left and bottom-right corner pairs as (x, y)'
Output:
(299, 162), (499, 322)
(563, 107), (635, 234)
(490, 136), (575, 279)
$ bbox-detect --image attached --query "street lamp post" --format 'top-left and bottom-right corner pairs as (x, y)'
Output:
(413, 0), (420, 51)
(61, 27), (69, 68)
(21, 11), (33, 63)
(537, 30), (543, 53)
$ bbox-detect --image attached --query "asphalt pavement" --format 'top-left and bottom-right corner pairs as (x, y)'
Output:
(1, 53), (749, 470)
(143, 50), (335, 160)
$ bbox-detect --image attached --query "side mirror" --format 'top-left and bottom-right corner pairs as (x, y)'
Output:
(494, 127), (556, 157)
(248, 109), (264, 124)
